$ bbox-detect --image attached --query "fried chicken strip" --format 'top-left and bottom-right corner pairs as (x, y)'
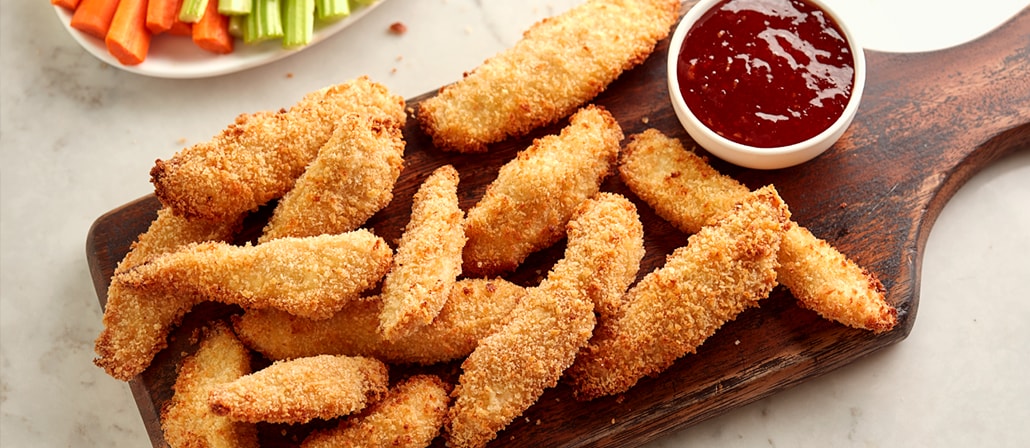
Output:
(259, 114), (405, 242)
(462, 105), (623, 276)
(94, 207), (240, 380)
(446, 193), (642, 447)
(379, 165), (466, 340)
(233, 278), (525, 365)
(301, 375), (451, 448)
(115, 231), (392, 320)
(152, 76), (405, 221)
(618, 129), (896, 332)
(567, 186), (790, 400)
(161, 322), (258, 448)
(208, 355), (389, 425)
(553, 192), (644, 321)
(416, 0), (679, 152)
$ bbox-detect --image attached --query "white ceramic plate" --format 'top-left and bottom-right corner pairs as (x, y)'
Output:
(54, 0), (386, 79)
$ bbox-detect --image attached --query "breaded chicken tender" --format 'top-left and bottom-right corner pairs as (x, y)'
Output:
(161, 322), (258, 448)
(618, 129), (897, 332)
(379, 165), (466, 340)
(301, 375), (451, 448)
(151, 76), (405, 221)
(233, 278), (525, 365)
(94, 207), (240, 380)
(116, 231), (393, 320)
(567, 186), (790, 400)
(417, 0), (680, 152)
(208, 355), (389, 424)
(447, 193), (643, 447)
(259, 114), (405, 242)
(462, 105), (623, 276)
(553, 192), (644, 321)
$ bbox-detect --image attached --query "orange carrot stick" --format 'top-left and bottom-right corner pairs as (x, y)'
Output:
(145, 0), (181, 34)
(105, 0), (152, 65)
(168, 19), (193, 36)
(192, 0), (233, 54)
(70, 0), (121, 39)
(52, 0), (82, 11)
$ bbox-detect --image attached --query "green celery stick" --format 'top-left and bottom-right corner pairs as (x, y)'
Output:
(219, 0), (252, 15)
(316, 0), (350, 21)
(282, 0), (315, 48)
(244, 0), (284, 43)
(179, 0), (211, 23)
(228, 13), (246, 37)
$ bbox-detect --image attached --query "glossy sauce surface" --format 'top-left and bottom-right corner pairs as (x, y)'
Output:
(677, 0), (855, 148)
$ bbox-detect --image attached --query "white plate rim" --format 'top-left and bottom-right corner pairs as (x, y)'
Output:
(53, 0), (386, 79)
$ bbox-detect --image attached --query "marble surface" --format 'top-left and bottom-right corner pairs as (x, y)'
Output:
(1, 0), (1027, 446)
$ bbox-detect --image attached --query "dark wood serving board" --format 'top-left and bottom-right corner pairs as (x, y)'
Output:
(86, 3), (1030, 447)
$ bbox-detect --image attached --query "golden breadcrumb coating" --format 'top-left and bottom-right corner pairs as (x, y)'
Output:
(301, 375), (451, 448)
(161, 322), (258, 448)
(567, 186), (790, 400)
(446, 192), (643, 447)
(233, 278), (526, 365)
(618, 129), (897, 332)
(259, 114), (406, 242)
(151, 76), (405, 221)
(114, 207), (242, 275)
(379, 165), (466, 340)
(208, 355), (389, 424)
(777, 224), (894, 332)
(116, 231), (392, 320)
(95, 207), (240, 381)
(416, 0), (680, 152)
(618, 129), (751, 234)
(462, 105), (623, 276)
(553, 192), (644, 321)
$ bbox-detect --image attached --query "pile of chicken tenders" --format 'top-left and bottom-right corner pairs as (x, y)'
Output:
(93, 0), (897, 447)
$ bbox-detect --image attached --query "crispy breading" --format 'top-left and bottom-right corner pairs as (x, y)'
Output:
(462, 105), (623, 276)
(446, 193), (643, 447)
(115, 207), (242, 275)
(94, 207), (240, 381)
(618, 129), (896, 332)
(301, 375), (451, 448)
(552, 192), (644, 321)
(379, 165), (466, 340)
(161, 322), (258, 448)
(259, 114), (406, 242)
(208, 355), (389, 424)
(567, 186), (790, 400)
(151, 76), (405, 221)
(115, 231), (393, 320)
(416, 0), (680, 152)
(233, 278), (525, 365)
(618, 129), (751, 234)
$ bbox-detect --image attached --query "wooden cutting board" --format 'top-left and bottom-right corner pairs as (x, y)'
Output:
(86, 3), (1030, 447)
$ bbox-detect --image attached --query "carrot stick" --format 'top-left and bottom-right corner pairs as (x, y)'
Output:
(168, 18), (193, 36)
(70, 0), (121, 39)
(52, 0), (82, 11)
(105, 0), (152, 65)
(192, 0), (233, 54)
(145, 0), (181, 34)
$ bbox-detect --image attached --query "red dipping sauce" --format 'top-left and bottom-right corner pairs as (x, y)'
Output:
(677, 0), (855, 148)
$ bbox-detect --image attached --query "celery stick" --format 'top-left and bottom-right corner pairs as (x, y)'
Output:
(179, 0), (210, 23)
(219, 0), (252, 15)
(316, 0), (349, 21)
(244, 0), (284, 44)
(282, 0), (315, 48)
(228, 14), (246, 37)
(349, 0), (376, 7)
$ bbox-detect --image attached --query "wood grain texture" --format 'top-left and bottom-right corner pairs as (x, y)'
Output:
(85, 3), (1030, 446)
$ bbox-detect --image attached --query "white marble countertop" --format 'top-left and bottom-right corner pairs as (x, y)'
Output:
(2, 0), (1027, 446)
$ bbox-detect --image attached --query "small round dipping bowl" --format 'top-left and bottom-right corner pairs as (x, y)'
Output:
(667, 0), (866, 170)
